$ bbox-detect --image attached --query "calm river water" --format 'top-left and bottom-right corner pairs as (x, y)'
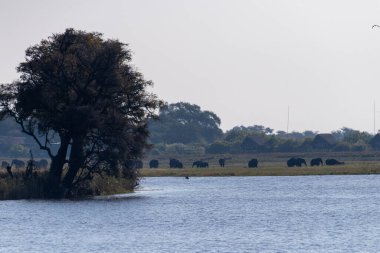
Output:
(1, 175), (380, 252)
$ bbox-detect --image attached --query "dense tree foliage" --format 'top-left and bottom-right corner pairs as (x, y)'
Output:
(149, 102), (223, 144)
(147, 112), (376, 155)
(332, 127), (372, 144)
(224, 125), (273, 143)
(0, 29), (160, 197)
(205, 126), (374, 154)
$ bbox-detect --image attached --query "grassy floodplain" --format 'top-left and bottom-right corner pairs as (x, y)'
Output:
(141, 151), (380, 177)
(140, 162), (380, 177)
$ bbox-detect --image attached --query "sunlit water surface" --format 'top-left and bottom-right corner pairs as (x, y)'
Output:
(1, 175), (380, 252)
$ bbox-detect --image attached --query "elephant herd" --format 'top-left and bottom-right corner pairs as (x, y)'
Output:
(0, 156), (344, 172)
(287, 157), (344, 167)
(1, 159), (50, 179)
(146, 157), (345, 169)
(146, 158), (260, 169)
(1, 159), (49, 170)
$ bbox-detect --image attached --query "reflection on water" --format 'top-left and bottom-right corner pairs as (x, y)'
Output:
(1, 175), (380, 252)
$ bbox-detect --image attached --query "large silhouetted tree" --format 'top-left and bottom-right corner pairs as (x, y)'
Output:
(0, 28), (160, 198)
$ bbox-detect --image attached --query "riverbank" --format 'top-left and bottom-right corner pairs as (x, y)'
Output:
(0, 171), (136, 200)
(140, 162), (380, 177)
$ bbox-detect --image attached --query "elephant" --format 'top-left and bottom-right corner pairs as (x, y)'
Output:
(287, 157), (307, 167)
(149, 159), (159, 168)
(6, 163), (13, 178)
(248, 158), (258, 168)
(192, 161), (202, 168)
(296, 158), (307, 167)
(200, 161), (209, 168)
(1, 161), (9, 169)
(125, 159), (143, 169)
(36, 159), (49, 170)
(218, 158), (225, 167)
(12, 159), (25, 169)
(325, 159), (344, 166)
(170, 158), (183, 168)
(310, 158), (323, 166)
(192, 161), (208, 168)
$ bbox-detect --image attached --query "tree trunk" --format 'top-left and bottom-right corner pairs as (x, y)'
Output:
(45, 137), (70, 198)
(62, 136), (85, 190)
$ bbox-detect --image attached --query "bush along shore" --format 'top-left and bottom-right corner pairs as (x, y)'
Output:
(0, 169), (138, 200)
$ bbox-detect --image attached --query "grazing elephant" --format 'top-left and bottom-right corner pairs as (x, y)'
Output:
(287, 157), (307, 167)
(135, 160), (143, 169)
(1, 161), (9, 169)
(248, 158), (258, 168)
(310, 158), (323, 166)
(200, 161), (209, 168)
(192, 161), (208, 168)
(36, 159), (49, 170)
(192, 161), (202, 168)
(149, 159), (159, 168)
(325, 159), (344, 166)
(6, 164), (13, 178)
(125, 159), (143, 169)
(218, 158), (225, 167)
(170, 158), (183, 168)
(12, 159), (25, 169)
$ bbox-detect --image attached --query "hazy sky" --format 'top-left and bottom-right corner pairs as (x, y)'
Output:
(1, 0), (380, 133)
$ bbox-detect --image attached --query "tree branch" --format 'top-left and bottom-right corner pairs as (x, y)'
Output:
(13, 117), (54, 159)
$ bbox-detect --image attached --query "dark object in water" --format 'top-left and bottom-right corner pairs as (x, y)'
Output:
(185, 176), (189, 180)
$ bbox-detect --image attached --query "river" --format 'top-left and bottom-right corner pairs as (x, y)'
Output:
(1, 175), (380, 252)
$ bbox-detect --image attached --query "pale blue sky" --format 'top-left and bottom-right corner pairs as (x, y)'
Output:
(1, 0), (380, 133)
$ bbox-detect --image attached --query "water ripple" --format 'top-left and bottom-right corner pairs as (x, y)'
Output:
(1, 175), (380, 252)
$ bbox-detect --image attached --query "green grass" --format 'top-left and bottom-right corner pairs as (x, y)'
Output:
(143, 151), (380, 168)
(141, 151), (380, 177)
(140, 161), (380, 177)
(0, 172), (47, 200)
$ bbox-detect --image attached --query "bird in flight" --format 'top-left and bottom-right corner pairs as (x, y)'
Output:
(372, 24), (380, 29)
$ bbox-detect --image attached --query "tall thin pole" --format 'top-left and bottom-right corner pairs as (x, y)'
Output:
(374, 101), (376, 135)
(287, 105), (289, 135)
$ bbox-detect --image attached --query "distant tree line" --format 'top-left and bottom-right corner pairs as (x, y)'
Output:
(148, 102), (375, 155)
(149, 102), (223, 144)
(0, 101), (376, 157)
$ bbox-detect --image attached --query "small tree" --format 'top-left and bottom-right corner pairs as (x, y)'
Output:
(0, 29), (161, 198)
